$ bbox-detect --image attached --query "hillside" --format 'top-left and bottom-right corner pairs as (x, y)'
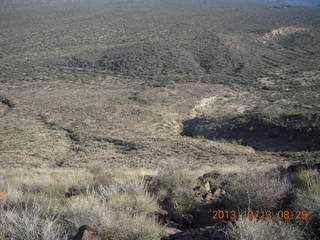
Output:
(1, 0), (320, 167)
(0, 1), (320, 239)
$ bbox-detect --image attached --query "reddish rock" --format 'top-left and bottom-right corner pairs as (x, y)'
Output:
(0, 192), (7, 201)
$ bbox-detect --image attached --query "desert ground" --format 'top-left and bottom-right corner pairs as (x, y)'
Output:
(0, 0), (320, 239)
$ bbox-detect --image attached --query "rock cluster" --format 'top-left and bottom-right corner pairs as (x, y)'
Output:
(193, 172), (227, 203)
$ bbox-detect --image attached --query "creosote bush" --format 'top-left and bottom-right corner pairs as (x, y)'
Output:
(157, 168), (199, 213)
(225, 172), (290, 210)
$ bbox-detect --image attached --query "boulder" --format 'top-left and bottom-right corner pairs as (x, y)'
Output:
(65, 186), (82, 198)
(72, 225), (101, 240)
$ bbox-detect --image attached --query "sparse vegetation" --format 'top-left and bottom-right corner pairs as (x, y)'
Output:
(0, 165), (320, 239)
(0, 168), (165, 240)
(225, 172), (291, 210)
(227, 216), (304, 240)
(1, 0), (320, 239)
(158, 169), (199, 214)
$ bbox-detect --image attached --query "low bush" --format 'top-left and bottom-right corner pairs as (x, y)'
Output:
(105, 212), (165, 240)
(97, 177), (159, 215)
(64, 194), (114, 238)
(64, 174), (163, 240)
(158, 169), (198, 213)
(227, 216), (304, 240)
(293, 169), (320, 239)
(225, 172), (290, 210)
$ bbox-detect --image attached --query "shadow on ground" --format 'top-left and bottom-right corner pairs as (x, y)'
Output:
(181, 113), (320, 152)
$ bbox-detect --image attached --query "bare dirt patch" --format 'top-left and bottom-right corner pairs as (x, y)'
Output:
(190, 90), (258, 119)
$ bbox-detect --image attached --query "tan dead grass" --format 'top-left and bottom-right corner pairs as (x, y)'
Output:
(0, 167), (165, 240)
(228, 216), (304, 240)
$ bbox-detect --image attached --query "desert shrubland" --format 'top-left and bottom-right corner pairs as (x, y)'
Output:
(227, 216), (304, 240)
(0, 164), (319, 240)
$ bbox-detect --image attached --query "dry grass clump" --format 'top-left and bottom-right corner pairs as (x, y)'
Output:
(89, 166), (157, 188)
(64, 178), (164, 240)
(106, 212), (165, 240)
(0, 198), (67, 240)
(295, 169), (320, 215)
(293, 169), (320, 239)
(97, 176), (147, 198)
(107, 191), (159, 215)
(0, 168), (165, 240)
(225, 171), (290, 210)
(65, 193), (164, 240)
(227, 216), (304, 240)
(90, 170), (159, 214)
(293, 169), (320, 214)
(157, 167), (199, 213)
(4, 169), (92, 198)
(96, 177), (159, 215)
(64, 194), (112, 237)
